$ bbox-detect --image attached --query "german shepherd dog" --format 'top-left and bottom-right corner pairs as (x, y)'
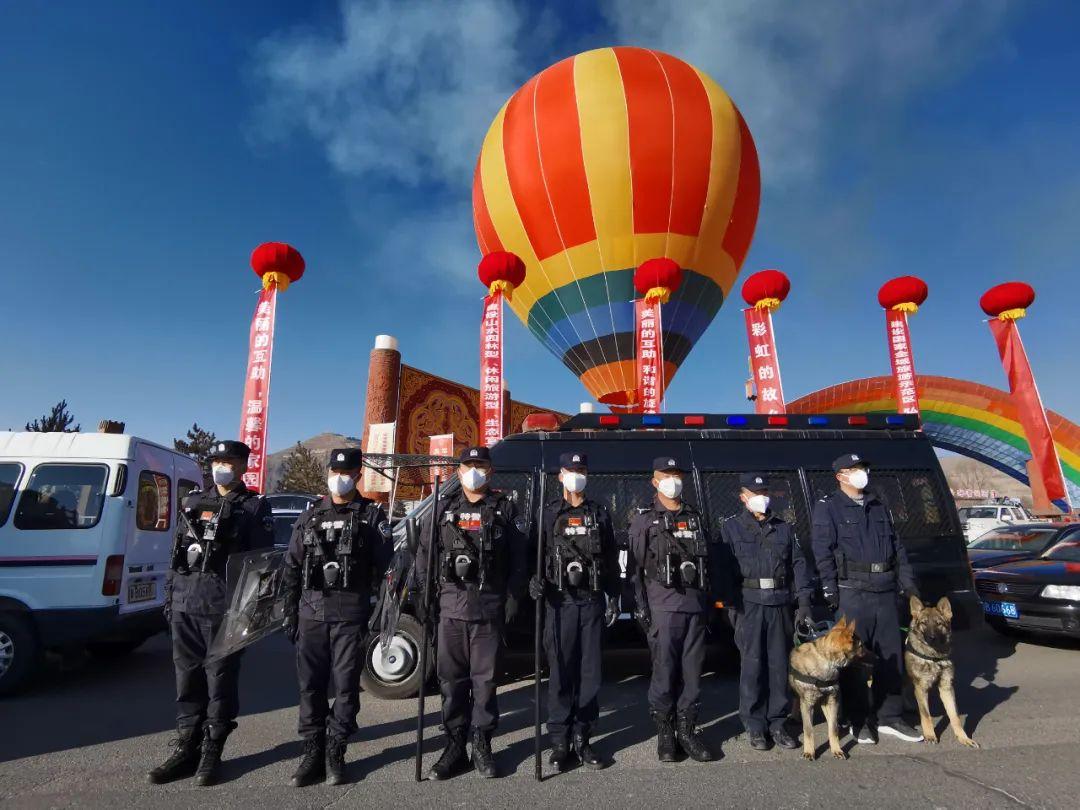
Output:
(789, 617), (865, 760)
(905, 596), (978, 748)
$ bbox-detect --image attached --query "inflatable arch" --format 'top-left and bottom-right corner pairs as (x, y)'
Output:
(788, 375), (1080, 510)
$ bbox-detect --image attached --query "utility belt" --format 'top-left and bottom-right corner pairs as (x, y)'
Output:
(438, 514), (504, 590)
(742, 575), (788, 590)
(840, 554), (895, 578)
(549, 510), (604, 592)
(172, 502), (233, 574)
(302, 514), (362, 591)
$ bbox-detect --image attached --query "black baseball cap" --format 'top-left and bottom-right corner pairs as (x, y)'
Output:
(328, 448), (362, 470)
(209, 440), (251, 461)
(832, 453), (869, 473)
(559, 451), (588, 471)
(459, 446), (491, 464)
(652, 456), (685, 473)
(739, 472), (769, 492)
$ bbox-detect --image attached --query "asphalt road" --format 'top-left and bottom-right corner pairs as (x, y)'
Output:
(1, 622), (1077, 809)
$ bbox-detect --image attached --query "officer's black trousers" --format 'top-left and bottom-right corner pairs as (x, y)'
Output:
(437, 617), (501, 732)
(647, 611), (706, 715)
(544, 598), (604, 738)
(734, 602), (793, 734)
(172, 611), (242, 739)
(296, 617), (365, 740)
(838, 588), (904, 725)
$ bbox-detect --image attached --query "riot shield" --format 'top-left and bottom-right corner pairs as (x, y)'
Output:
(207, 548), (287, 662)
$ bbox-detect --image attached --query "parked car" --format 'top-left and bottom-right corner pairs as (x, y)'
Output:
(974, 527), (1080, 638)
(966, 523), (1061, 569)
(958, 501), (1034, 542)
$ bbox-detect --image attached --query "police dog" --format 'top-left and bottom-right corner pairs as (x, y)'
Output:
(905, 596), (978, 748)
(789, 617), (864, 761)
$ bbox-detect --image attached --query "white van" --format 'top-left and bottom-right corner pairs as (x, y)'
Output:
(0, 431), (202, 694)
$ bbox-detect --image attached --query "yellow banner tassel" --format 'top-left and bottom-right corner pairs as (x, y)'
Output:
(754, 297), (781, 311)
(261, 271), (291, 292)
(488, 279), (516, 301)
(891, 302), (919, 314)
(644, 286), (672, 304)
(998, 307), (1026, 321)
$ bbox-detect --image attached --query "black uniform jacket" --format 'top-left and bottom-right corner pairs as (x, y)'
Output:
(284, 495), (392, 622)
(540, 495), (619, 605)
(167, 483), (273, 616)
(628, 496), (717, 615)
(415, 487), (527, 622)
(719, 509), (813, 608)
(811, 489), (916, 595)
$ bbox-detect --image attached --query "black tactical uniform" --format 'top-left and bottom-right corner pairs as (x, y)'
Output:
(415, 446), (528, 780)
(282, 448), (392, 787)
(627, 456), (719, 763)
(720, 473), (812, 750)
(811, 453), (919, 740)
(149, 440), (272, 786)
(533, 451), (618, 770)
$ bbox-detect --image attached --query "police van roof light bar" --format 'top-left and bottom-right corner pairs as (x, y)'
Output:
(558, 413), (921, 431)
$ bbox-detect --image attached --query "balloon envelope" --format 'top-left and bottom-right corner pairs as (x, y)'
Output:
(473, 46), (760, 406)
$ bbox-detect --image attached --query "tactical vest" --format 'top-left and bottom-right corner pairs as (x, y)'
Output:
(548, 505), (605, 592)
(644, 510), (710, 591)
(172, 492), (241, 575)
(437, 496), (509, 592)
(300, 505), (369, 591)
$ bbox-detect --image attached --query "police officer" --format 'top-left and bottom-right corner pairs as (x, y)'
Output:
(811, 453), (923, 744)
(281, 449), (393, 787)
(720, 473), (812, 752)
(628, 456), (718, 763)
(415, 446), (528, 780)
(149, 440), (272, 786)
(529, 451), (618, 772)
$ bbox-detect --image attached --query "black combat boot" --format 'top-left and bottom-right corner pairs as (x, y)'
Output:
(325, 734), (347, 786)
(471, 728), (498, 778)
(651, 711), (678, 763)
(573, 730), (605, 770)
(147, 727), (202, 784)
(676, 709), (718, 762)
(427, 727), (470, 781)
(290, 734), (326, 788)
(548, 733), (572, 772)
(194, 730), (226, 786)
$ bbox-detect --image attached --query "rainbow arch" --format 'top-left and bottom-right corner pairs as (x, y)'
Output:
(788, 375), (1080, 510)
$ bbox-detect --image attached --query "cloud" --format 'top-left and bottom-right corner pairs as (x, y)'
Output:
(603, 0), (1014, 185)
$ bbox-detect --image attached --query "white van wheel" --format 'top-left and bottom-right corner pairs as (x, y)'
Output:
(0, 614), (40, 696)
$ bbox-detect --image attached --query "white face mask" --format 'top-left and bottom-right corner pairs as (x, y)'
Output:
(562, 472), (587, 494)
(211, 464), (234, 486)
(846, 469), (869, 491)
(746, 494), (770, 515)
(327, 473), (356, 497)
(657, 476), (683, 500)
(461, 467), (488, 491)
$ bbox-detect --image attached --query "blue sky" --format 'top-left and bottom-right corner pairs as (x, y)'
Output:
(2, 1), (1078, 451)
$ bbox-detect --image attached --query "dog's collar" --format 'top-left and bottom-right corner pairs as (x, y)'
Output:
(905, 639), (950, 662)
(791, 669), (840, 690)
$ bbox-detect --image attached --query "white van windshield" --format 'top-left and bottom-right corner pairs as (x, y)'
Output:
(14, 463), (109, 530)
(0, 462), (23, 526)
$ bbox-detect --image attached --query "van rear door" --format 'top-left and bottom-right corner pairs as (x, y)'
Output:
(121, 441), (182, 614)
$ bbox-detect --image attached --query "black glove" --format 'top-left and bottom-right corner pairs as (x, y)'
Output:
(634, 602), (651, 634)
(414, 597), (428, 625)
(283, 611), (299, 644)
(504, 594), (519, 625)
(163, 598), (172, 624)
(528, 575), (545, 601)
(604, 595), (619, 628)
(823, 588), (839, 614)
(795, 602), (812, 626)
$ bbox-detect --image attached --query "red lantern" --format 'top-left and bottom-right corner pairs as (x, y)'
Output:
(741, 269), (790, 311)
(478, 251), (526, 300)
(878, 276), (928, 313)
(251, 242), (305, 292)
(633, 258), (683, 304)
(980, 282), (1035, 320)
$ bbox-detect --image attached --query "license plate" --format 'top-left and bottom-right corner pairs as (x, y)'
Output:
(982, 600), (1018, 619)
(128, 581), (156, 603)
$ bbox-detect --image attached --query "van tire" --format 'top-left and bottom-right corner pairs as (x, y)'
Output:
(0, 613), (40, 696)
(86, 636), (149, 659)
(360, 613), (433, 700)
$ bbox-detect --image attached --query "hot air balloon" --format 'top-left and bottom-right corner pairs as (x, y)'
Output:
(473, 46), (760, 407)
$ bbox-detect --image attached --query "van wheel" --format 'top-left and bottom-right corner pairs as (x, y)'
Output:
(86, 636), (149, 659)
(360, 614), (433, 700)
(0, 614), (40, 696)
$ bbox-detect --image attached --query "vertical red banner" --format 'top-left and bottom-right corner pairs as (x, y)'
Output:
(635, 299), (664, 413)
(989, 319), (1070, 507)
(239, 285), (277, 493)
(743, 308), (785, 414)
(886, 310), (920, 414)
(428, 433), (455, 486)
(480, 291), (504, 447)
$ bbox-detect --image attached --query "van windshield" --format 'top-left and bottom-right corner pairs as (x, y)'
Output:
(14, 463), (109, 530)
(0, 462), (23, 526)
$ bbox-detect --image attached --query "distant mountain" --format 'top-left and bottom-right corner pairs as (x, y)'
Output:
(266, 432), (361, 492)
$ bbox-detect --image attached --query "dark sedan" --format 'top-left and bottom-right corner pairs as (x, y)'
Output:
(974, 531), (1080, 638)
(967, 523), (1061, 570)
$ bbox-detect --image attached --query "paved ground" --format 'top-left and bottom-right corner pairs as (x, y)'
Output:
(1, 623), (1077, 809)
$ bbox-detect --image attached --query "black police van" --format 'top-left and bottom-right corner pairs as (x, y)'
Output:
(360, 411), (976, 700)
